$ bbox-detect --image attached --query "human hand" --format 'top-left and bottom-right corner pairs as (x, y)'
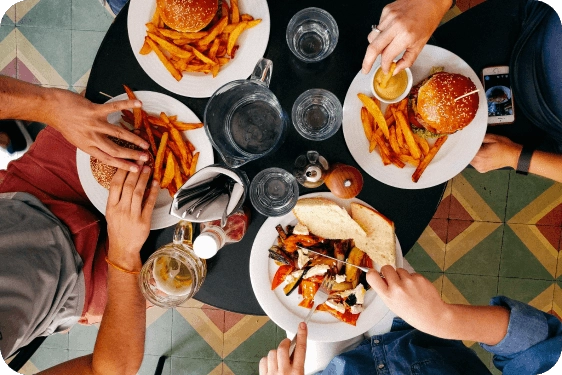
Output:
(45, 88), (150, 172)
(367, 266), (449, 335)
(106, 165), (159, 269)
(471, 134), (522, 172)
(259, 322), (307, 375)
(362, 0), (452, 74)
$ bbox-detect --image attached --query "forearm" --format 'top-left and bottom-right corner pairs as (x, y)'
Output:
(91, 249), (145, 375)
(528, 151), (562, 183)
(430, 304), (510, 345)
(0, 76), (60, 125)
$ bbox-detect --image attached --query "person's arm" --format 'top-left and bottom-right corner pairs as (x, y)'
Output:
(38, 165), (159, 375)
(259, 322), (307, 375)
(367, 267), (509, 345)
(0, 76), (150, 171)
(362, 0), (453, 74)
(471, 133), (562, 183)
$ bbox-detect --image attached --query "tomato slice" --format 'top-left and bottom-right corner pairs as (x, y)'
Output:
(318, 304), (360, 326)
(271, 265), (294, 290)
(298, 298), (314, 309)
(300, 280), (320, 300)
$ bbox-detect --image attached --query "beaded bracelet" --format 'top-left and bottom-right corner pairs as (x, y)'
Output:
(105, 256), (140, 275)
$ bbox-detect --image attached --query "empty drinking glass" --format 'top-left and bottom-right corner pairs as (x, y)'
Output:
(286, 7), (339, 63)
(250, 168), (299, 217)
(292, 89), (343, 141)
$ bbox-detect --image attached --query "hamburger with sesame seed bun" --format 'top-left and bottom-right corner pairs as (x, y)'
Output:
(408, 71), (479, 138)
(156, 0), (219, 32)
(90, 137), (154, 189)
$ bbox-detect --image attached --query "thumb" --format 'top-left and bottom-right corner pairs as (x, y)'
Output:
(101, 99), (142, 115)
(482, 133), (505, 143)
(366, 269), (388, 294)
(291, 322), (307, 369)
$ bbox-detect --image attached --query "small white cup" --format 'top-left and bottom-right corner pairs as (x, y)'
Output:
(369, 63), (413, 104)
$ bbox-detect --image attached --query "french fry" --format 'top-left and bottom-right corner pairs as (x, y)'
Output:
(123, 85), (141, 129)
(192, 48), (216, 65)
(159, 112), (171, 126)
(168, 142), (190, 174)
(167, 183), (178, 197)
(151, 7), (160, 25)
(158, 29), (208, 40)
(196, 16), (228, 48)
(241, 14), (254, 21)
(246, 19), (262, 29)
(208, 38), (220, 61)
(360, 107), (373, 143)
(398, 154), (421, 167)
(161, 151), (175, 188)
(414, 133), (430, 156)
(171, 153), (183, 190)
(388, 126), (401, 154)
(231, 0), (240, 23)
(139, 39), (152, 55)
(227, 21), (248, 56)
(189, 152), (199, 177)
(185, 138), (196, 154)
(397, 97), (408, 112)
(169, 128), (188, 163)
(357, 93), (389, 139)
(142, 112), (158, 156)
(145, 38), (182, 81)
(172, 121), (204, 131)
(393, 108), (421, 159)
(147, 32), (193, 59)
(395, 118), (405, 148)
(378, 62), (397, 89)
(154, 132), (169, 182)
(147, 115), (168, 127)
(412, 136), (448, 182)
(211, 64), (220, 77)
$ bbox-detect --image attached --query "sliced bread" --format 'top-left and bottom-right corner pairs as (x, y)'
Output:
(350, 203), (396, 267)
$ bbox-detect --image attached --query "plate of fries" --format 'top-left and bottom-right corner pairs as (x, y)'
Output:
(76, 90), (214, 230)
(342, 45), (487, 189)
(128, 0), (270, 98)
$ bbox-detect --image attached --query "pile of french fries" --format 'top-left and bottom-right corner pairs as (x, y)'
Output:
(140, 0), (261, 80)
(122, 86), (203, 197)
(357, 93), (448, 183)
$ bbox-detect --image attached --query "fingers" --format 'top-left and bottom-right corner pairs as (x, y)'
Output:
(131, 166), (151, 216)
(482, 133), (507, 143)
(100, 99), (142, 115)
(142, 180), (160, 221)
(394, 46), (422, 74)
(367, 269), (388, 293)
(96, 131), (150, 162)
(292, 322), (308, 369)
(367, 29), (380, 44)
(89, 147), (141, 172)
(108, 168), (128, 207)
(396, 268), (412, 280)
(105, 124), (150, 151)
(267, 349), (278, 373)
(120, 164), (143, 204)
(277, 338), (291, 370)
(380, 265), (400, 285)
(259, 357), (268, 375)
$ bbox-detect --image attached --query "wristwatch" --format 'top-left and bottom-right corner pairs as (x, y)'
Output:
(516, 146), (534, 175)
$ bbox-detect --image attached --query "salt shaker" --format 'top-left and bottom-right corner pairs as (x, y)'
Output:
(293, 150), (330, 188)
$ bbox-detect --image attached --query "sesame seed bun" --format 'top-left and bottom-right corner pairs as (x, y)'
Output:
(156, 0), (218, 32)
(408, 72), (479, 136)
(90, 137), (154, 189)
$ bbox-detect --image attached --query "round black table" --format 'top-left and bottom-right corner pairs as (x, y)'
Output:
(85, 0), (445, 315)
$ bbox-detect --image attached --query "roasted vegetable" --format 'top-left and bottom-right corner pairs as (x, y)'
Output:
(271, 265), (294, 290)
(345, 247), (365, 288)
(275, 224), (288, 241)
(331, 281), (354, 292)
(283, 269), (305, 296)
(268, 245), (294, 266)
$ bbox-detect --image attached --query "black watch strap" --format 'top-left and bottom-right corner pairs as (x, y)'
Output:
(516, 146), (534, 175)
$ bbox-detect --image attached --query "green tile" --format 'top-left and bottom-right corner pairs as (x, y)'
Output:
(406, 242), (443, 273)
(68, 350), (91, 360)
(0, 24), (15, 40)
(445, 274), (498, 306)
(224, 360), (260, 375)
(68, 324), (98, 351)
(29, 347), (69, 371)
(43, 332), (69, 349)
(170, 357), (222, 375)
(419, 271), (443, 283)
(224, 320), (278, 362)
(170, 309), (221, 359)
(275, 324), (287, 347)
(138, 355), (171, 375)
(445, 224), (503, 276)
(498, 278), (553, 305)
(17, 26), (71, 84)
(457, 168), (510, 221)
(71, 29), (105, 84)
(16, 0), (71, 29)
(499, 225), (554, 280)
(506, 170), (555, 222)
(2, 12), (14, 26)
(72, 0), (114, 32)
(0, 25), (16, 78)
(146, 308), (173, 356)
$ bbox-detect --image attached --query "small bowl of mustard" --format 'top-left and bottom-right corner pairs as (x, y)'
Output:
(369, 62), (413, 104)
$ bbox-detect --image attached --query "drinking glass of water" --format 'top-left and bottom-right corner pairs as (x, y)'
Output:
(286, 7), (339, 63)
(250, 168), (299, 217)
(291, 89), (343, 141)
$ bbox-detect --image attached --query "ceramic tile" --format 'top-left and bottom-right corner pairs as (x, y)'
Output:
(68, 349), (91, 360)
(224, 360), (260, 375)
(553, 281), (562, 320)
(498, 278), (554, 313)
(28, 347), (69, 372)
(71, 29), (105, 85)
(406, 219), (447, 272)
(433, 180), (452, 219)
(500, 224), (557, 280)
(170, 357), (223, 375)
(42, 331), (69, 349)
(16, 0), (71, 29)
(224, 319), (278, 362)
(0, 25), (17, 78)
(171, 308), (223, 359)
(442, 274), (498, 306)
(138, 355), (171, 375)
(145, 308), (173, 356)
(72, 0), (114, 31)
(1, 4), (16, 26)
(68, 324), (98, 351)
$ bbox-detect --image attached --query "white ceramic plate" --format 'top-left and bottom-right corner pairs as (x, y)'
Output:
(249, 192), (404, 342)
(342, 45), (488, 189)
(76, 91), (214, 230)
(127, 0), (271, 98)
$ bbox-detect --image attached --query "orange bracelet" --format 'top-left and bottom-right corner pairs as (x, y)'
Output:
(105, 256), (140, 275)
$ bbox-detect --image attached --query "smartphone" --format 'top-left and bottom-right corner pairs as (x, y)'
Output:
(481, 66), (515, 125)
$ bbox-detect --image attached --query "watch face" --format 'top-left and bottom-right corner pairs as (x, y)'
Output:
(516, 147), (533, 175)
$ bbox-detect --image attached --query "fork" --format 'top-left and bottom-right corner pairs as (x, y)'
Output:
(288, 274), (334, 357)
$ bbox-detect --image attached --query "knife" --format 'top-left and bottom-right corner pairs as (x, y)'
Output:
(297, 246), (371, 273)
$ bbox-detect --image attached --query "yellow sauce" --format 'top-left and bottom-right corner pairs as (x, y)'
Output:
(374, 68), (408, 101)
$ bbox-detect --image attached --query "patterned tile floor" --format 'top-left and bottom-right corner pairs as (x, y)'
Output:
(2, 0), (561, 374)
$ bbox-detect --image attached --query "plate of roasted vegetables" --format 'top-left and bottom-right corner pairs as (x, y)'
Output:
(249, 192), (403, 342)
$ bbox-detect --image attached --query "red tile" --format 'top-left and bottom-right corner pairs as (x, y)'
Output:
(456, 0), (471, 12)
(447, 219), (473, 243)
(224, 311), (246, 332)
(16, 58), (41, 85)
(202, 308), (226, 332)
(429, 218), (448, 243)
(433, 194), (451, 219)
(536, 225), (562, 252)
(0, 58), (16, 78)
(470, 0), (487, 8)
(449, 195), (474, 221)
(536, 204), (562, 227)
